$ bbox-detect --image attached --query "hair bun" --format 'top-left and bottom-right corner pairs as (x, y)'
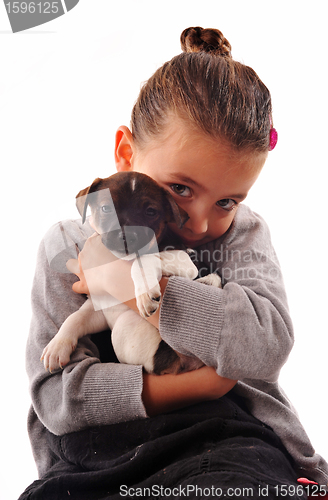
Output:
(180, 27), (232, 58)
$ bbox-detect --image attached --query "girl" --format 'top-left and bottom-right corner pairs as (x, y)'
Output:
(20, 27), (328, 499)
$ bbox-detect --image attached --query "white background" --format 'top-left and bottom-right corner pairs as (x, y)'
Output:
(0, 1), (327, 498)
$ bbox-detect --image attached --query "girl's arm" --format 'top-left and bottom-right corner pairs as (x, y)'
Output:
(158, 206), (294, 382)
(27, 221), (147, 437)
(142, 366), (237, 417)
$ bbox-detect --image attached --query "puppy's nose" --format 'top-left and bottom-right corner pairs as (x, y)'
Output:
(118, 229), (138, 247)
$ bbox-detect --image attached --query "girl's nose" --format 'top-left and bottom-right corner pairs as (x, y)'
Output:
(186, 208), (209, 235)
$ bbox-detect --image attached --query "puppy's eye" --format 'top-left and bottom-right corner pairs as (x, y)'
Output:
(101, 205), (113, 213)
(145, 207), (158, 217)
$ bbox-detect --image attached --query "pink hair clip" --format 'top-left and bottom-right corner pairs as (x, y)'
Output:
(269, 116), (278, 151)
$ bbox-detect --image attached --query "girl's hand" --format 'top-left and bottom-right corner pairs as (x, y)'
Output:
(66, 256), (89, 294)
(68, 233), (136, 302)
(67, 233), (168, 326)
(142, 366), (237, 417)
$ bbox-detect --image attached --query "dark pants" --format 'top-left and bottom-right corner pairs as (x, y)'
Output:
(19, 393), (306, 500)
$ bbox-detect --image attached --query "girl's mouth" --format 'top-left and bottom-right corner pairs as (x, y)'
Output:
(168, 223), (209, 247)
(180, 235), (207, 247)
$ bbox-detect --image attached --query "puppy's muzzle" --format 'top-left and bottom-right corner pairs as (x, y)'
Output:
(101, 226), (157, 257)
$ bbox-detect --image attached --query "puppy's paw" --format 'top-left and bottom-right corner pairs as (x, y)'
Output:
(196, 273), (222, 288)
(136, 286), (161, 318)
(41, 336), (77, 373)
(160, 250), (198, 280)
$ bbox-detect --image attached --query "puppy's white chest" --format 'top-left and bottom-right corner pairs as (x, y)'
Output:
(130, 250), (199, 318)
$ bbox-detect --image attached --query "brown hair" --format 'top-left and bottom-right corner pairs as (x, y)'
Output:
(131, 26), (272, 153)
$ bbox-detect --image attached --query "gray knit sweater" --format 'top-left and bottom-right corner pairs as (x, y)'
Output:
(26, 204), (328, 484)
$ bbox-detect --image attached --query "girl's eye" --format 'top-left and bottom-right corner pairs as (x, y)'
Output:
(217, 199), (237, 211)
(171, 184), (191, 197)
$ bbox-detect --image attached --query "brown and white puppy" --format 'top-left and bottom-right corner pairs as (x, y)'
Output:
(77, 171), (188, 257)
(76, 171), (197, 318)
(41, 171), (221, 374)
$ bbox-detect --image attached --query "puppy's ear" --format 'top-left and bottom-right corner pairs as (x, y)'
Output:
(76, 177), (103, 223)
(164, 191), (189, 229)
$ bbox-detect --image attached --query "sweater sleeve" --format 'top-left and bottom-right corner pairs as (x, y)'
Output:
(26, 220), (147, 437)
(159, 205), (294, 382)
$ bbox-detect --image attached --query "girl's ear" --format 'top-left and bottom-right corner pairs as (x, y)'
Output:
(115, 126), (134, 171)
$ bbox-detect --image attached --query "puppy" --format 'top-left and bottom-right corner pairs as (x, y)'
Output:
(41, 171), (221, 374)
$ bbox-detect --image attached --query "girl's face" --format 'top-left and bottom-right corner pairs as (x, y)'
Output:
(115, 120), (267, 248)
